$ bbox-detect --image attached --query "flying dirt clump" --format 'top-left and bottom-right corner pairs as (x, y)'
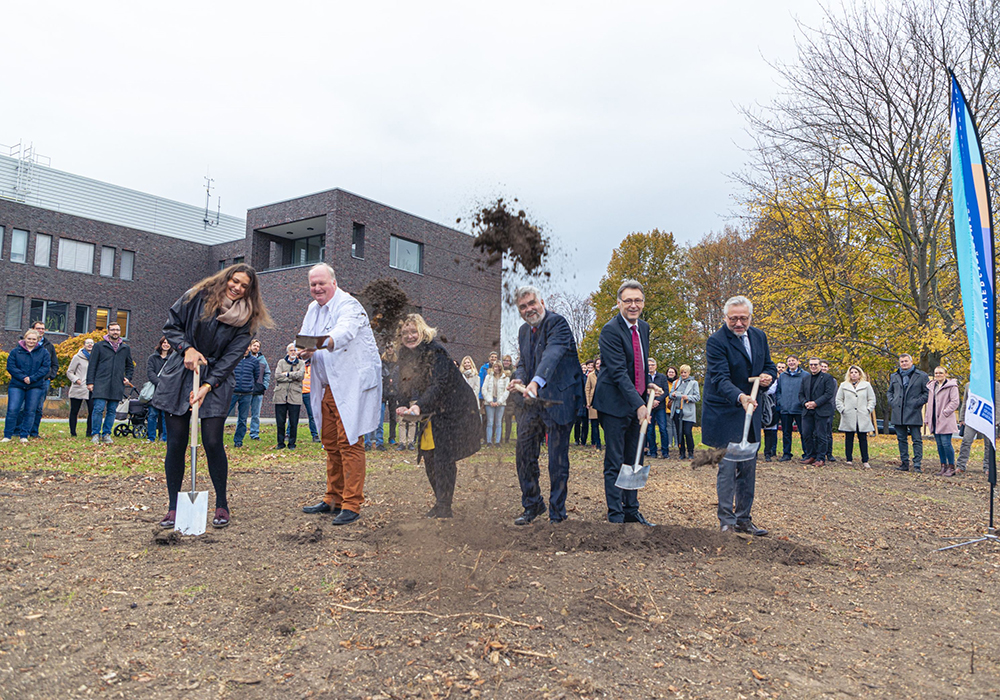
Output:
(468, 198), (548, 274)
(362, 277), (410, 348)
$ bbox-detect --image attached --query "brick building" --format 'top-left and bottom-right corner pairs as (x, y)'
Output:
(0, 154), (502, 407)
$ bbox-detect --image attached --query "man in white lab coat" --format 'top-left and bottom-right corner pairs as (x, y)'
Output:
(298, 263), (382, 524)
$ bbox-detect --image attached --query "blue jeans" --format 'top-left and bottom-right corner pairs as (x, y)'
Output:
(365, 402), (386, 447)
(250, 394), (263, 438)
(5, 384), (45, 439)
(21, 378), (50, 437)
(895, 424), (923, 469)
(147, 405), (168, 442)
(485, 404), (505, 443)
(646, 409), (668, 456)
(229, 393), (253, 445)
(296, 393), (319, 440)
(91, 398), (119, 437)
(934, 433), (955, 465)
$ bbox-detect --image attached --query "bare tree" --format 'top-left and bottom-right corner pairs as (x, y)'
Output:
(546, 291), (596, 347)
(739, 0), (1000, 369)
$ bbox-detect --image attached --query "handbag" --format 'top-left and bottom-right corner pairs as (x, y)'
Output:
(138, 381), (156, 404)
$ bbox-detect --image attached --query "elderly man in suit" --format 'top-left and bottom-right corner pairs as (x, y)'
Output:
(592, 280), (663, 525)
(799, 358), (838, 467)
(509, 286), (583, 525)
(298, 263), (382, 525)
(702, 295), (777, 536)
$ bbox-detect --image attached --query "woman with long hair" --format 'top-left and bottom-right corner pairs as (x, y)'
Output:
(146, 336), (173, 442)
(395, 314), (481, 517)
(835, 364), (877, 469)
(150, 263), (273, 529)
(925, 366), (960, 477)
(482, 360), (510, 445)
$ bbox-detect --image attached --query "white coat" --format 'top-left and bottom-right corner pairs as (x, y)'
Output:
(482, 373), (510, 405)
(299, 287), (382, 445)
(835, 380), (876, 433)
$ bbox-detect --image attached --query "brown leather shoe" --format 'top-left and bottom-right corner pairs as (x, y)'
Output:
(800, 457), (815, 464)
(942, 466), (956, 477)
(813, 460), (825, 468)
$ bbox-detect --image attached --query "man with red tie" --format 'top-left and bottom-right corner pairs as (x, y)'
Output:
(592, 280), (662, 525)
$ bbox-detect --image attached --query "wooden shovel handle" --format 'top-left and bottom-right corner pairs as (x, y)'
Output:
(744, 376), (762, 416)
(641, 388), (657, 427)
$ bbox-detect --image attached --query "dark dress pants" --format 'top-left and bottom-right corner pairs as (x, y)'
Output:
(423, 449), (456, 508)
(781, 413), (802, 458)
(275, 404), (300, 447)
(896, 424), (923, 469)
(599, 411), (642, 522)
(717, 453), (758, 526)
(574, 414), (589, 444)
(801, 412), (831, 460)
(515, 406), (571, 521)
(763, 428), (778, 458)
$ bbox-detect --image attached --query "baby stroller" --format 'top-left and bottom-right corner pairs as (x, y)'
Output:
(113, 388), (148, 439)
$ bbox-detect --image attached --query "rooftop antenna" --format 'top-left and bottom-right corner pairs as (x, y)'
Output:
(203, 172), (220, 229)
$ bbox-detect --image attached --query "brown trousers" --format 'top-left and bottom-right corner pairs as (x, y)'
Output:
(321, 387), (366, 513)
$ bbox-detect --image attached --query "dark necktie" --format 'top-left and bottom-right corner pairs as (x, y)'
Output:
(631, 326), (645, 395)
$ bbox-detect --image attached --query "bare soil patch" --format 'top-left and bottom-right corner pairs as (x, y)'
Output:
(2, 444), (1000, 699)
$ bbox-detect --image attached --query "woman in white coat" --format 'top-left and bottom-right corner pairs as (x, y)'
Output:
(66, 338), (95, 438)
(482, 360), (510, 445)
(835, 365), (877, 469)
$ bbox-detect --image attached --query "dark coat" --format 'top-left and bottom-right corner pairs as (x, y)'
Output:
(513, 310), (583, 426)
(38, 337), (59, 380)
(149, 291), (253, 418)
(799, 371), (838, 418)
(7, 343), (52, 389)
(700, 324), (777, 448)
(591, 314), (651, 419)
(886, 367), (930, 426)
(233, 354), (261, 394)
(648, 371), (670, 414)
(147, 353), (169, 386)
(397, 339), (482, 466)
(86, 340), (135, 401)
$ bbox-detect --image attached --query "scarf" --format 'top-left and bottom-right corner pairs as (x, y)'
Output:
(217, 296), (253, 327)
(285, 355), (299, 366)
(103, 334), (123, 352)
(900, 365), (915, 388)
(82, 348), (91, 360)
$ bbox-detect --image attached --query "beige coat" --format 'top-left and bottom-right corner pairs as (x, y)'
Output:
(66, 350), (90, 400)
(585, 371), (598, 419)
(272, 357), (305, 405)
(835, 380), (876, 433)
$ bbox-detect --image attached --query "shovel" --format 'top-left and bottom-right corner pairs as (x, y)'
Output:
(615, 390), (658, 490)
(509, 382), (564, 408)
(723, 376), (762, 463)
(175, 365), (208, 536)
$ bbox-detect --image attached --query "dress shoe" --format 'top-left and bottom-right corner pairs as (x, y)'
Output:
(913, 466), (922, 473)
(273, 444), (286, 450)
(302, 501), (333, 514)
(735, 521), (769, 537)
(942, 466), (956, 477)
(800, 457), (815, 464)
(514, 504), (546, 526)
(332, 509), (360, 525)
(624, 512), (656, 527)
(813, 460), (825, 468)
(827, 456), (837, 462)
(778, 456), (792, 462)
(895, 464), (910, 472)
(764, 455), (772, 462)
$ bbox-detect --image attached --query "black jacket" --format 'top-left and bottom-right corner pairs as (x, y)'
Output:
(648, 371), (669, 414)
(799, 371), (838, 418)
(887, 367), (930, 426)
(149, 291), (253, 418)
(86, 340), (134, 401)
(513, 310), (583, 426)
(39, 337), (59, 380)
(147, 353), (169, 386)
(397, 339), (482, 466)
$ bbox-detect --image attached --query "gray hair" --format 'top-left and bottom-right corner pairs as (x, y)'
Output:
(514, 285), (543, 304)
(617, 279), (644, 300)
(286, 342), (297, 353)
(309, 263), (337, 283)
(723, 295), (753, 317)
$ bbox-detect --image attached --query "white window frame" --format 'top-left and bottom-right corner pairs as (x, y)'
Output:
(120, 250), (135, 280)
(389, 235), (423, 275)
(57, 239), (95, 274)
(10, 228), (28, 263)
(5, 295), (23, 330)
(116, 309), (130, 338)
(100, 246), (115, 277)
(34, 233), (52, 267)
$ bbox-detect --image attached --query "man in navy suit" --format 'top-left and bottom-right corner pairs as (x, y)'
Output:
(509, 286), (583, 525)
(592, 280), (663, 525)
(702, 295), (777, 536)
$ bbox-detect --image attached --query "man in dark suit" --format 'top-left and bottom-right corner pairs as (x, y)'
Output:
(799, 358), (838, 467)
(645, 358), (670, 458)
(592, 280), (663, 525)
(702, 296), (777, 536)
(509, 286), (583, 525)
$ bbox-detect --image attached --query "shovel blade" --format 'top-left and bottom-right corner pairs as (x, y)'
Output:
(724, 440), (760, 463)
(174, 490), (209, 536)
(615, 462), (650, 490)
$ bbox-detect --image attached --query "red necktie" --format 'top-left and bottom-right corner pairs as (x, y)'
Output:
(632, 326), (645, 395)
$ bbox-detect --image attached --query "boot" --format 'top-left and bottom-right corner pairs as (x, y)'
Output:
(935, 465), (947, 476)
(942, 466), (956, 477)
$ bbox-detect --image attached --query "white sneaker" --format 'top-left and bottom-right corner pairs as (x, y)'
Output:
(20, 438), (28, 444)
(92, 435), (100, 444)
(1, 438), (10, 443)
(863, 462), (872, 469)
(102, 435), (113, 444)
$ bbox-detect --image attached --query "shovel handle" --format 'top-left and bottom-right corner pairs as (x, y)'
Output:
(743, 376), (762, 416)
(190, 366), (200, 494)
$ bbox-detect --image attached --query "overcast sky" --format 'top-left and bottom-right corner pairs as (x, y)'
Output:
(6, 1), (828, 298)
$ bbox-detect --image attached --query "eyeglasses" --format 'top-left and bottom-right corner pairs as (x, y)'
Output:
(620, 298), (644, 307)
(727, 316), (750, 323)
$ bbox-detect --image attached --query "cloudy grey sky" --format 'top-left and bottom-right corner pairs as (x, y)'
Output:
(6, 1), (826, 297)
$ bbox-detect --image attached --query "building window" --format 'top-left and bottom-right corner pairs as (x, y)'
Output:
(352, 223), (365, 259)
(233, 256), (244, 264)
(219, 260), (226, 271)
(95, 307), (110, 331)
(34, 233), (52, 267)
(116, 310), (130, 338)
(291, 234), (325, 267)
(29, 299), (69, 335)
(5, 295), (23, 330)
(57, 239), (95, 273)
(389, 235), (423, 275)
(0, 226), (4, 259)
(100, 246), (115, 276)
(120, 250), (135, 280)
(11, 228), (28, 263)
(74, 305), (90, 334)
